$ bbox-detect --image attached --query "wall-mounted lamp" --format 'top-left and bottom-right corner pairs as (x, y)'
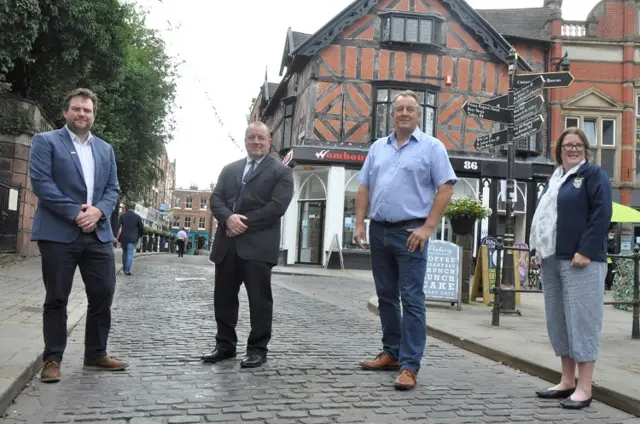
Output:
(554, 52), (570, 72)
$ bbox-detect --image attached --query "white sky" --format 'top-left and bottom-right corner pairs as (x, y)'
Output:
(135, 0), (597, 189)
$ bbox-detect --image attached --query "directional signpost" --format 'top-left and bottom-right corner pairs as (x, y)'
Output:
(463, 101), (511, 123)
(514, 71), (574, 89)
(474, 129), (508, 150)
(462, 49), (574, 322)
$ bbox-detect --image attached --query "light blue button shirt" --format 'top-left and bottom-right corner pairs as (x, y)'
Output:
(359, 127), (458, 222)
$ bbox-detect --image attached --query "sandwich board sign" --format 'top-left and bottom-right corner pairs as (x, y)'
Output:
(423, 240), (463, 310)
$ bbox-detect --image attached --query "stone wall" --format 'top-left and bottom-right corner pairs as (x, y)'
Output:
(0, 95), (54, 256)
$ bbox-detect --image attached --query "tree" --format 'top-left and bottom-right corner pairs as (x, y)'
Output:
(1, 0), (177, 200)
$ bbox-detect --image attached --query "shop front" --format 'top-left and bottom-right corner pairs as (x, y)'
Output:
(278, 145), (554, 270)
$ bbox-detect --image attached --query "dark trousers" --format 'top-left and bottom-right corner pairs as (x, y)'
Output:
(177, 240), (185, 257)
(38, 233), (116, 363)
(214, 243), (273, 356)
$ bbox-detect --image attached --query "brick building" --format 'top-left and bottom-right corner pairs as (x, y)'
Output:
(251, 0), (557, 268)
(171, 185), (216, 251)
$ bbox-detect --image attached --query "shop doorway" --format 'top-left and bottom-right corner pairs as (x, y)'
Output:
(297, 201), (325, 264)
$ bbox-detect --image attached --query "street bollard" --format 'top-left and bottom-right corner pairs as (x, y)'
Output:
(491, 237), (503, 326)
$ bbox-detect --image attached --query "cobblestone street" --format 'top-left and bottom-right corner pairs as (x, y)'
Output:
(1, 255), (638, 424)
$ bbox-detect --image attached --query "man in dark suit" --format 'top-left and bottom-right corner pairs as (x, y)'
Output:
(116, 203), (144, 275)
(201, 121), (293, 368)
(29, 88), (128, 383)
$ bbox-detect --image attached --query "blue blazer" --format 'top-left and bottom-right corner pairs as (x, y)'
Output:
(29, 128), (120, 243)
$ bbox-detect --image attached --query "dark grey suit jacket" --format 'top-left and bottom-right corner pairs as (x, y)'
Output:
(209, 155), (293, 265)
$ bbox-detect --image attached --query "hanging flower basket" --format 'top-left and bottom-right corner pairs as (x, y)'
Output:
(445, 197), (492, 235)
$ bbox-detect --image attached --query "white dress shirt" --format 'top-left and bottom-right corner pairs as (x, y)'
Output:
(66, 125), (95, 205)
(242, 156), (265, 179)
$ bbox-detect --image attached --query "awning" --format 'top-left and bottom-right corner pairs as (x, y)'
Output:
(611, 202), (640, 223)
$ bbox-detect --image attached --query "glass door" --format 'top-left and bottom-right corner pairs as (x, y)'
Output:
(297, 201), (325, 264)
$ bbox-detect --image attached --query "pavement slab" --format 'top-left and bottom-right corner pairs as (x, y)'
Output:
(1, 255), (637, 423)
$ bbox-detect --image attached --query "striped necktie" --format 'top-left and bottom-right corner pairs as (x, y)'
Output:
(232, 160), (255, 212)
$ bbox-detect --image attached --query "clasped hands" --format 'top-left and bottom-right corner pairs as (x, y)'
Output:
(225, 214), (248, 238)
(75, 204), (103, 233)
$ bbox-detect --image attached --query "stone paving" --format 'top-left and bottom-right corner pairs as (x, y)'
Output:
(2, 255), (639, 424)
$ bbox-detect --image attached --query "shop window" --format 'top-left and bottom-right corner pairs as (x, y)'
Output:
(373, 87), (437, 139)
(564, 116), (617, 181)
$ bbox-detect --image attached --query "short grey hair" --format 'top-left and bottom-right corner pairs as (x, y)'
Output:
(245, 121), (271, 138)
(391, 90), (421, 117)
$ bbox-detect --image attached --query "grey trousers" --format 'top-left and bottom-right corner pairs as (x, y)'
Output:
(541, 256), (606, 363)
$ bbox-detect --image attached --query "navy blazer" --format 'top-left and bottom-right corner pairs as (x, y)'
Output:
(538, 162), (612, 262)
(29, 128), (120, 243)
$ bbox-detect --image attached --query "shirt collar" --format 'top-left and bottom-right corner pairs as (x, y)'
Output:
(387, 127), (422, 144)
(65, 125), (93, 145)
(247, 155), (266, 165)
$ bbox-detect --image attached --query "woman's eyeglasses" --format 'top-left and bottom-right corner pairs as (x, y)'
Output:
(562, 143), (585, 151)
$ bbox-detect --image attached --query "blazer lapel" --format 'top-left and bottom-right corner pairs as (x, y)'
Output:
(58, 129), (85, 185)
(91, 140), (102, 196)
(245, 156), (272, 184)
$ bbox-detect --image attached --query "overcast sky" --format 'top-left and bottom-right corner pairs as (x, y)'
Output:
(135, 0), (597, 190)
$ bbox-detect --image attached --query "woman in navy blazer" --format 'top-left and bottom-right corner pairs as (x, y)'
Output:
(530, 127), (612, 410)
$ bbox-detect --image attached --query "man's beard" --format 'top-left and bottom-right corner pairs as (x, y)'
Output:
(67, 120), (92, 135)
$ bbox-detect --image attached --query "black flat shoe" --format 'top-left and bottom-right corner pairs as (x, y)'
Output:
(535, 387), (576, 399)
(560, 397), (592, 409)
(201, 349), (236, 364)
(240, 354), (267, 368)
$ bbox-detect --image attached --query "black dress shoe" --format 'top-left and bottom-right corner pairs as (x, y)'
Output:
(201, 349), (236, 364)
(560, 397), (592, 409)
(535, 387), (576, 399)
(240, 354), (266, 368)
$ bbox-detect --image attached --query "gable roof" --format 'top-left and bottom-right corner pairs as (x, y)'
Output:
(280, 28), (312, 75)
(477, 7), (554, 42)
(290, 0), (533, 71)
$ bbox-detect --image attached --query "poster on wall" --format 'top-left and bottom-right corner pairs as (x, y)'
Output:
(423, 240), (463, 311)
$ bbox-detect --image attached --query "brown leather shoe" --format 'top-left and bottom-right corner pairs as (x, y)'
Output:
(40, 360), (61, 383)
(394, 368), (417, 390)
(83, 356), (129, 371)
(360, 352), (400, 371)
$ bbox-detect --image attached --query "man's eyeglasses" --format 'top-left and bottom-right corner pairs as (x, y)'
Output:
(562, 143), (585, 151)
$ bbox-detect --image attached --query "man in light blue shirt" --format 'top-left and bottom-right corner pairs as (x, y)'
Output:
(356, 90), (457, 390)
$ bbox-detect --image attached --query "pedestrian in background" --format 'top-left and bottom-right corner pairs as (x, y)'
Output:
(176, 227), (188, 257)
(530, 127), (612, 409)
(355, 90), (456, 390)
(116, 202), (144, 276)
(202, 121), (293, 369)
(29, 88), (128, 383)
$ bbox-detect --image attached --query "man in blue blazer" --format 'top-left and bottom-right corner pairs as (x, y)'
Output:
(29, 88), (128, 383)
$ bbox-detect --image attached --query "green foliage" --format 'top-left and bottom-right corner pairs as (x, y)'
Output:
(444, 196), (492, 220)
(613, 258), (635, 312)
(0, 0), (41, 77)
(1, 0), (177, 200)
(0, 109), (36, 135)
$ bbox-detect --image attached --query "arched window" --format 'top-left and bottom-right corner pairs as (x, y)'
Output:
(298, 172), (328, 200)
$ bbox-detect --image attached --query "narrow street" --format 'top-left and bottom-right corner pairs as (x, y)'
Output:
(1, 255), (637, 424)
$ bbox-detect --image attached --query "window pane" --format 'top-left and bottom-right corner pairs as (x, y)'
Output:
(391, 17), (404, 41)
(283, 117), (292, 148)
(566, 117), (579, 128)
(426, 92), (436, 106)
(376, 88), (389, 102)
(406, 19), (418, 42)
(343, 170), (360, 250)
(382, 18), (390, 41)
(424, 106), (435, 137)
(285, 104), (293, 115)
(600, 149), (615, 180)
(376, 104), (388, 137)
(584, 118), (597, 145)
(419, 19), (433, 43)
(602, 119), (615, 146)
